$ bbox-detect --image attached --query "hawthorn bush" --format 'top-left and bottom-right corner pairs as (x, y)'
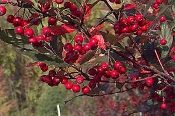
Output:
(0, 0), (175, 115)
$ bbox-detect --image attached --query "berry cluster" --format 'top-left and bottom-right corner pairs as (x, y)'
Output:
(40, 69), (91, 94)
(64, 34), (99, 64)
(87, 61), (126, 88)
(114, 14), (151, 35)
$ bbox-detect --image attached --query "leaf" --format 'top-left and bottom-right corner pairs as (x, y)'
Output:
(20, 48), (68, 67)
(51, 24), (75, 35)
(0, 29), (28, 47)
(160, 22), (173, 58)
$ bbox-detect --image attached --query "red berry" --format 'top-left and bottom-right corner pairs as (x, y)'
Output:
(64, 43), (73, 52)
(48, 17), (57, 25)
(100, 62), (109, 70)
(83, 43), (91, 52)
(121, 27), (130, 33)
(160, 16), (166, 22)
(13, 17), (22, 27)
(0, 6), (6, 16)
(75, 75), (84, 84)
(114, 61), (122, 70)
(127, 16), (135, 24)
(172, 55), (175, 61)
(21, 20), (29, 26)
(71, 10), (82, 18)
(69, 3), (77, 12)
(109, 70), (119, 79)
(152, 2), (159, 9)
(38, 62), (48, 72)
(118, 66), (126, 74)
(72, 84), (80, 93)
(74, 44), (82, 52)
(145, 77), (154, 86)
(74, 35), (84, 43)
(82, 86), (91, 94)
(130, 24), (139, 32)
(88, 68), (97, 76)
(24, 28), (34, 38)
(120, 18), (128, 25)
(28, 37), (39, 44)
(64, 2), (71, 8)
(156, 0), (163, 4)
(42, 27), (52, 37)
(14, 26), (24, 35)
(160, 38), (167, 45)
(7, 15), (14, 23)
(61, 77), (68, 84)
(54, 0), (64, 4)
(65, 82), (73, 90)
(135, 14), (143, 22)
(141, 25), (148, 32)
(52, 77), (61, 86)
(136, 30), (142, 35)
(160, 103), (167, 109)
(49, 70), (56, 76)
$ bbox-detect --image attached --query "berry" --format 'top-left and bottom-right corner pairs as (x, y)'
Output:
(88, 68), (97, 76)
(38, 62), (48, 72)
(21, 20), (29, 26)
(64, 43), (73, 52)
(74, 35), (84, 43)
(156, 0), (163, 4)
(127, 16), (135, 24)
(114, 61), (122, 70)
(74, 44), (82, 53)
(24, 28), (34, 38)
(118, 66), (126, 74)
(130, 24), (139, 32)
(52, 77), (61, 86)
(0, 6), (6, 16)
(72, 84), (80, 93)
(7, 15), (14, 23)
(141, 25), (148, 31)
(109, 70), (119, 79)
(14, 26), (24, 35)
(65, 82), (73, 90)
(82, 86), (90, 94)
(152, 2), (159, 9)
(28, 37), (39, 45)
(160, 16), (166, 22)
(100, 62), (109, 70)
(160, 39), (167, 45)
(160, 103), (167, 109)
(75, 75), (84, 84)
(49, 70), (56, 76)
(83, 43), (91, 52)
(54, 0), (64, 4)
(42, 27), (52, 37)
(48, 17), (57, 25)
(145, 77), (154, 86)
(13, 17), (22, 27)
(135, 14), (143, 22)
(61, 77), (68, 84)
(172, 55), (175, 61)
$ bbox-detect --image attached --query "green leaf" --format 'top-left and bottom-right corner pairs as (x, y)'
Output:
(0, 29), (28, 47)
(160, 22), (173, 58)
(20, 48), (69, 67)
